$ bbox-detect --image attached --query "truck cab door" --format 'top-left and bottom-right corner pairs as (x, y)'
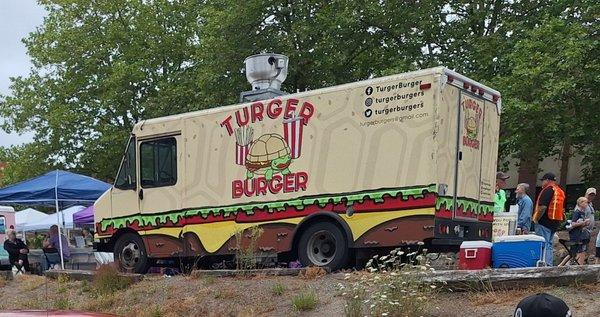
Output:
(111, 136), (141, 231)
(137, 134), (183, 257)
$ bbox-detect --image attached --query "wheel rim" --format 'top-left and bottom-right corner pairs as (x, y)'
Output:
(306, 230), (337, 266)
(120, 241), (141, 270)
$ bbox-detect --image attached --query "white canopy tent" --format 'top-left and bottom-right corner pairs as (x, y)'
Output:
(22, 205), (85, 232)
(15, 208), (48, 232)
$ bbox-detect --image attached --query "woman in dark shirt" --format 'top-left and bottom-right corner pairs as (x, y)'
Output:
(3, 229), (30, 272)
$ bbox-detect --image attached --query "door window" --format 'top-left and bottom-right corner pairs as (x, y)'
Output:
(114, 137), (137, 190)
(140, 137), (177, 188)
(0, 216), (5, 234)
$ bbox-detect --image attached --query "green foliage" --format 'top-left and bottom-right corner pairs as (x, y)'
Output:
(27, 234), (45, 249)
(291, 289), (318, 311)
(270, 282), (285, 296)
(0, 0), (598, 186)
(234, 225), (263, 270)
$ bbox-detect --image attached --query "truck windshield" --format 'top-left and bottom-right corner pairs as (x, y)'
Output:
(114, 137), (137, 190)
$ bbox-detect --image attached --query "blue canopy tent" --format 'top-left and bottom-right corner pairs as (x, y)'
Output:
(0, 170), (110, 268)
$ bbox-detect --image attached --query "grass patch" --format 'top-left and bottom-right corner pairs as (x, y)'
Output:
(18, 275), (46, 292)
(292, 290), (318, 311)
(148, 306), (163, 317)
(271, 282), (286, 296)
(204, 275), (216, 285)
(214, 288), (238, 299)
(92, 264), (135, 295)
(53, 298), (72, 310)
(82, 293), (116, 312)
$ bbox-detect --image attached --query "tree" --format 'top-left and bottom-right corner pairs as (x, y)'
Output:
(0, 0), (205, 181)
(0, 142), (61, 187)
(497, 11), (599, 187)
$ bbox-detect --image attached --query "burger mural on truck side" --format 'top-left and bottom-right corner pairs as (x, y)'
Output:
(221, 98), (313, 199)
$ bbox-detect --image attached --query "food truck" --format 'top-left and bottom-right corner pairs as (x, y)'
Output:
(0, 206), (16, 266)
(94, 58), (501, 273)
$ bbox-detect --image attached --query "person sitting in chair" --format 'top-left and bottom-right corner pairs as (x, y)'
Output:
(42, 225), (71, 270)
(3, 229), (30, 273)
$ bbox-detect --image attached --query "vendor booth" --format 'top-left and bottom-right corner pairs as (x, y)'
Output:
(0, 170), (110, 269)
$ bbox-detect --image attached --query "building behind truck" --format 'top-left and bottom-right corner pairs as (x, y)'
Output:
(94, 55), (501, 273)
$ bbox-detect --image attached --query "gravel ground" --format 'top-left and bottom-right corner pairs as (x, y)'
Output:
(1, 270), (599, 316)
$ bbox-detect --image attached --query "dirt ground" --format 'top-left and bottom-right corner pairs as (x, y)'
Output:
(1, 271), (599, 317)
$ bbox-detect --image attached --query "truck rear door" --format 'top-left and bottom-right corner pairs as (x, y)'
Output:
(453, 91), (486, 221)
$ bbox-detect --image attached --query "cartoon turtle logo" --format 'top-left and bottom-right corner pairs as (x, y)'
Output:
(464, 108), (480, 139)
(245, 133), (292, 180)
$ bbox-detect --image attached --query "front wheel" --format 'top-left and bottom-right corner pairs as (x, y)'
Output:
(297, 221), (349, 271)
(114, 233), (151, 274)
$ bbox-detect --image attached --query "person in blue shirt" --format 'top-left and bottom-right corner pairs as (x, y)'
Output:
(515, 183), (533, 234)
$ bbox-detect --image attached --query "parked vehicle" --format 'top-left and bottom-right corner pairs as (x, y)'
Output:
(0, 206), (16, 268)
(94, 58), (501, 273)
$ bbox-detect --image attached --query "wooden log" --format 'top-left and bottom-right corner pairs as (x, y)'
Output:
(44, 269), (144, 283)
(190, 267), (324, 277)
(421, 265), (600, 292)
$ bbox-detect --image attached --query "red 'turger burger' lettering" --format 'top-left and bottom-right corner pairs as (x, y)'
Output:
(232, 172), (309, 198)
(220, 98), (315, 136)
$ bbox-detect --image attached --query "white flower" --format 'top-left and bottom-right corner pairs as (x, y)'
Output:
(430, 285), (437, 289)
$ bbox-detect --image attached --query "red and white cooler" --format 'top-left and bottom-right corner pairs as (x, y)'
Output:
(458, 240), (492, 270)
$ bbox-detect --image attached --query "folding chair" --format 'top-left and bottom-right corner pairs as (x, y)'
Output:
(42, 248), (68, 270)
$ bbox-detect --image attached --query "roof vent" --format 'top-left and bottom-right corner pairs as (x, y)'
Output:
(240, 53), (288, 102)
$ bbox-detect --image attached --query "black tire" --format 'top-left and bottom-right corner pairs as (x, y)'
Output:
(114, 233), (151, 274)
(297, 221), (349, 271)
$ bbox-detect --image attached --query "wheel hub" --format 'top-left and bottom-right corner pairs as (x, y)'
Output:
(120, 242), (141, 269)
(307, 230), (337, 265)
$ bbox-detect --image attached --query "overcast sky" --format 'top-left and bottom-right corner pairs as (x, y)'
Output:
(0, 0), (47, 147)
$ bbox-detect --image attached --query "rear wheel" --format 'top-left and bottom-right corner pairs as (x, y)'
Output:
(297, 221), (349, 271)
(114, 233), (151, 274)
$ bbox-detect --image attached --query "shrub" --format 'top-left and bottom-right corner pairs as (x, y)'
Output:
(235, 226), (264, 270)
(299, 266), (327, 280)
(342, 245), (438, 317)
(344, 288), (364, 317)
(92, 264), (134, 295)
(292, 290), (318, 311)
(271, 282), (285, 296)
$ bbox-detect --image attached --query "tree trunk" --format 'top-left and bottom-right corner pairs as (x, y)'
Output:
(559, 137), (572, 189)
